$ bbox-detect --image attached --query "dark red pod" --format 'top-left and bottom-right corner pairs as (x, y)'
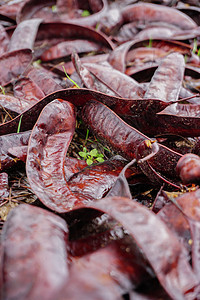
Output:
(121, 2), (197, 30)
(8, 18), (42, 51)
(0, 48), (33, 86)
(68, 156), (139, 201)
(0, 204), (69, 300)
(176, 153), (200, 184)
(0, 130), (31, 172)
(83, 196), (197, 299)
(26, 99), (82, 213)
(81, 99), (182, 180)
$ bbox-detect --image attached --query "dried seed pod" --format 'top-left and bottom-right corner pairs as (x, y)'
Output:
(176, 153), (200, 184)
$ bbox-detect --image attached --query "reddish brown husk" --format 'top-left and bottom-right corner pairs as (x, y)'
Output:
(83, 196), (197, 299)
(176, 153), (200, 184)
(0, 204), (69, 300)
(68, 156), (140, 200)
(0, 88), (170, 136)
(26, 99), (81, 213)
(0, 49), (33, 86)
(0, 1), (200, 299)
(0, 131), (31, 172)
(81, 99), (182, 181)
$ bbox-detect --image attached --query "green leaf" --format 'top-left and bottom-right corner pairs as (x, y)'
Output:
(89, 148), (98, 157)
(184, 55), (188, 63)
(51, 5), (57, 12)
(147, 38), (153, 48)
(95, 22), (100, 30)
(62, 66), (80, 88)
(97, 153), (104, 158)
(81, 10), (90, 17)
(86, 158), (93, 165)
(79, 151), (87, 158)
(193, 38), (197, 54)
(84, 129), (89, 145)
(96, 157), (104, 163)
(0, 85), (5, 95)
(17, 115), (23, 133)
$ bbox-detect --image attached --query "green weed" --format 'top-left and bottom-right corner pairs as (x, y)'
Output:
(17, 115), (23, 133)
(81, 10), (90, 17)
(0, 86), (5, 95)
(62, 66), (80, 88)
(79, 147), (104, 165)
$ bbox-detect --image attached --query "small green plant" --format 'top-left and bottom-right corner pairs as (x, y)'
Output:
(51, 5), (57, 12)
(95, 22), (100, 30)
(62, 66), (80, 88)
(184, 54), (188, 63)
(198, 48), (200, 57)
(17, 115), (23, 133)
(147, 37), (153, 48)
(0, 85), (5, 95)
(84, 128), (90, 145)
(79, 147), (104, 165)
(81, 10), (90, 17)
(192, 38), (197, 54)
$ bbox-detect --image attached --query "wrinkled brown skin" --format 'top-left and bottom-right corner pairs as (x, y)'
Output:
(0, 130), (31, 172)
(64, 157), (87, 181)
(0, 48), (33, 86)
(68, 156), (139, 201)
(81, 196), (198, 299)
(26, 99), (82, 213)
(121, 3), (197, 30)
(8, 18), (42, 51)
(144, 52), (185, 102)
(0, 204), (69, 300)
(5, 146), (87, 175)
(81, 100), (182, 179)
(176, 153), (200, 184)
